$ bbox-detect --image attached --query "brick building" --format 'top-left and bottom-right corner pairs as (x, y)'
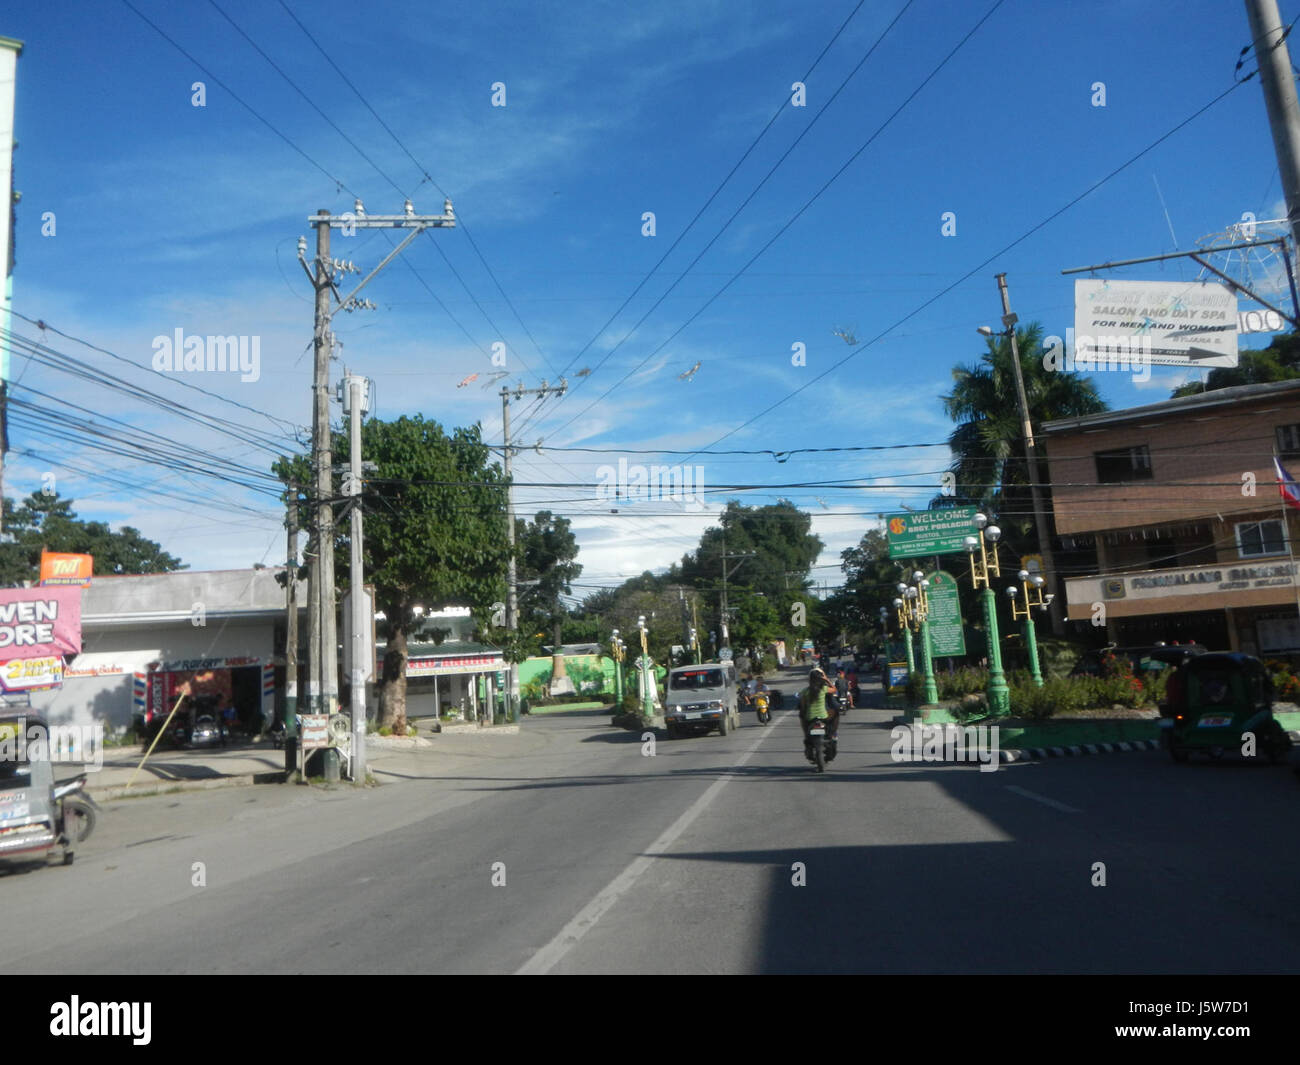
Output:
(1041, 379), (1300, 655)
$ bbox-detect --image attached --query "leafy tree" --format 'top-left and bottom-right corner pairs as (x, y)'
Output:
(342, 415), (511, 735)
(940, 323), (1106, 556)
(0, 492), (185, 584)
(1170, 332), (1300, 396)
(676, 499), (822, 646)
(515, 510), (582, 649)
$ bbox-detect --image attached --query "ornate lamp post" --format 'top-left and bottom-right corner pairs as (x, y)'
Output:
(689, 626), (702, 666)
(963, 513), (1010, 716)
(894, 585), (916, 675)
(1007, 570), (1048, 688)
(610, 628), (626, 704)
(638, 615), (652, 717)
(910, 570), (939, 705)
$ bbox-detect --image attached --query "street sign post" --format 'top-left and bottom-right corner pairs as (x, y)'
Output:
(886, 507), (980, 559)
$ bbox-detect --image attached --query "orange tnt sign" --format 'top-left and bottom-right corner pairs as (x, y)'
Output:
(39, 552), (93, 586)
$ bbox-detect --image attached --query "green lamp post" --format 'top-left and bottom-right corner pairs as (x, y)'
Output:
(610, 629), (625, 705)
(909, 571), (939, 705)
(964, 513), (1010, 716)
(894, 590), (916, 675)
(1007, 570), (1047, 689)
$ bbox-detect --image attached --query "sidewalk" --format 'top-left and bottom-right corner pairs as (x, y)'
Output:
(81, 719), (530, 800)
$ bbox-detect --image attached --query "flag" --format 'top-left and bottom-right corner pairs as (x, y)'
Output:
(1274, 457), (1300, 510)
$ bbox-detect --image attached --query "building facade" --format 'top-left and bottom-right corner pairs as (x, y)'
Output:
(1042, 380), (1300, 655)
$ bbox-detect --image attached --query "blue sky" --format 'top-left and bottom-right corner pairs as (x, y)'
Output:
(1, 0), (1292, 596)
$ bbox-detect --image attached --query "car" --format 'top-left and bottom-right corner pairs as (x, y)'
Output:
(663, 663), (740, 738)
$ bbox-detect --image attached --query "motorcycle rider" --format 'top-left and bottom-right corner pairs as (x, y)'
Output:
(797, 668), (839, 755)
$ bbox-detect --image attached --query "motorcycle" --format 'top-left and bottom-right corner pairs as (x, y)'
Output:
(755, 691), (771, 725)
(803, 694), (840, 773)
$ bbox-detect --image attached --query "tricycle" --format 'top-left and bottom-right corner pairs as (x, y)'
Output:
(0, 709), (99, 868)
(1161, 652), (1292, 764)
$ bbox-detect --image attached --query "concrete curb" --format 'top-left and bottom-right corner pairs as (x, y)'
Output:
(93, 770), (288, 802)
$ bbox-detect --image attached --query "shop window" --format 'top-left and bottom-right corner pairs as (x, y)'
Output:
(1095, 445), (1152, 482)
(1235, 519), (1288, 559)
(1277, 423), (1300, 460)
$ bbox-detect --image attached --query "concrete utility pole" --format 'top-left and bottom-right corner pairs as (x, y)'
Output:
(499, 379), (566, 720)
(283, 484), (299, 773)
(298, 198), (455, 727)
(718, 531), (755, 651)
(344, 371), (371, 780)
(1246, 0), (1300, 252)
(994, 273), (1063, 636)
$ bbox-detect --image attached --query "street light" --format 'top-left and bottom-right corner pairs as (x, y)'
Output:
(910, 572), (939, 705)
(1008, 570), (1047, 688)
(637, 615), (651, 718)
(895, 584), (916, 675)
(965, 513), (1010, 715)
(610, 628), (626, 704)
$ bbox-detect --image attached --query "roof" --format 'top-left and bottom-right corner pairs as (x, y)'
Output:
(1041, 379), (1300, 436)
(82, 568), (303, 625)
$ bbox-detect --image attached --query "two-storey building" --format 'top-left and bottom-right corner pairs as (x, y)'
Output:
(1041, 380), (1300, 656)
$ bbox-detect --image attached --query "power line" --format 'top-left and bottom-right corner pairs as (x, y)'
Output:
(533, 0), (1007, 442)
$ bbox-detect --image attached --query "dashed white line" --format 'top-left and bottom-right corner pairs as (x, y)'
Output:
(516, 714), (782, 974)
(1004, 784), (1082, 814)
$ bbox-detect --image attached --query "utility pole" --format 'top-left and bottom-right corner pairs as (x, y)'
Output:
(719, 530), (755, 651)
(344, 371), (371, 780)
(995, 273), (1063, 636)
(500, 379), (567, 720)
(283, 483), (299, 774)
(297, 198), (455, 725)
(1246, 0), (1300, 251)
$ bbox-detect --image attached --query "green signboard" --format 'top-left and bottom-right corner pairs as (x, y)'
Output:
(925, 570), (967, 657)
(886, 506), (980, 559)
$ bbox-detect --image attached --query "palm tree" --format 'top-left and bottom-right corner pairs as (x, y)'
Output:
(939, 323), (1107, 553)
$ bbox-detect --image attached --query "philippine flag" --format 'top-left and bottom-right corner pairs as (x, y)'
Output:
(1274, 457), (1300, 510)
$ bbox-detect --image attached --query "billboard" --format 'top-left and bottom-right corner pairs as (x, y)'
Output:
(1073, 279), (1238, 368)
(0, 586), (80, 659)
(39, 551), (93, 586)
(924, 570), (967, 657)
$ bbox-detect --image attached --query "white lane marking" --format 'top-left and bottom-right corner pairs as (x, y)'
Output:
(1003, 784), (1082, 814)
(516, 713), (785, 975)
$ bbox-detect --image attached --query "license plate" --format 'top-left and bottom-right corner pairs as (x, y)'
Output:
(0, 802), (30, 821)
(809, 727), (826, 736)
(1198, 715), (1233, 728)
(683, 712), (703, 720)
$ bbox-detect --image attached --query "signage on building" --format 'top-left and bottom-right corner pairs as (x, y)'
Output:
(1073, 279), (1238, 368)
(1078, 560), (1300, 606)
(886, 506), (980, 559)
(925, 570), (967, 657)
(0, 655), (64, 692)
(38, 551), (93, 587)
(0, 586), (81, 659)
(153, 655), (262, 673)
(407, 654), (505, 677)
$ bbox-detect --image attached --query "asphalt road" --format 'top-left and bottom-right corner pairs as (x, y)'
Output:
(5, 669), (1300, 974)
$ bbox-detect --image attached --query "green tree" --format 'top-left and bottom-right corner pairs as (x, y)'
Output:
(515, 510), (583, 649)
(0, 492), (185, 584)
(940, 323), (1106, 555)
(344, 415), (511, 735)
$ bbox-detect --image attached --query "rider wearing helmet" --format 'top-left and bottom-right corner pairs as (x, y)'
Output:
(798, 668), (839, 743)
